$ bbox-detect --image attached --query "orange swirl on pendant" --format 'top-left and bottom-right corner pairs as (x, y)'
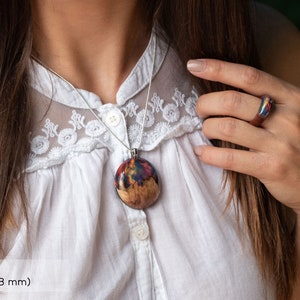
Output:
(114, 158), (160, 209)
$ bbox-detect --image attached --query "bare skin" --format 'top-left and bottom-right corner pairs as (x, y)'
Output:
(256, 6), (300, 297)
(31, 0), (149, 104)
(31, 0), (300, 297)
(189, 4), (300, 299)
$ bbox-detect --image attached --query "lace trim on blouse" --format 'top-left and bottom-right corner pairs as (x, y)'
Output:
(27, 87), (202, 172)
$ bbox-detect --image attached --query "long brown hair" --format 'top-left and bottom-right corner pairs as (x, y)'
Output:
(154, 1), (296, 299)
(0, 0), (296, 299)
(0, 1), (32, 241)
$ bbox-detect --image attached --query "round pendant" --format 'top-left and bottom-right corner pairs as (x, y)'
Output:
(114, 157), (160, 209)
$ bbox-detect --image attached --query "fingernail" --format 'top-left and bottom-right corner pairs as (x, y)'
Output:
(187, 59), (207, 72)
(194, 146), (203, 156)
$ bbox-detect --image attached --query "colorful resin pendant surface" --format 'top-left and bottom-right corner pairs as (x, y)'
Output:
(114, 157), (160, 209)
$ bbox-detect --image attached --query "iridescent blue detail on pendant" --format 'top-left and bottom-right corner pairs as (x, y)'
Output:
(114, 156), (160, 210)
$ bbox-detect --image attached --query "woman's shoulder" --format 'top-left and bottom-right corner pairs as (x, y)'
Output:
(254, 2), (300, 86)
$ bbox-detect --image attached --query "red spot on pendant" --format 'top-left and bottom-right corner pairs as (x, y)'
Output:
(114, 158), (160, 209)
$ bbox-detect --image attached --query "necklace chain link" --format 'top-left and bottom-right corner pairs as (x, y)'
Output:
(31, 34), (157, 157)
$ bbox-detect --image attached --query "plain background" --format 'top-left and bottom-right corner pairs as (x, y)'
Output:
(258, 0), (300, 29)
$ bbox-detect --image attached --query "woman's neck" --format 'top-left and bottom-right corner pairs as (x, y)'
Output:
(31, 0), (150, 103)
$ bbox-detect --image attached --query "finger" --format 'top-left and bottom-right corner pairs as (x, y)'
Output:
(196, 90), (262, 120)
(194, 145), (268, 179)
(202, 117), (274, 151)
(196, 90), (281, 130)
(187, 59), (299, 105)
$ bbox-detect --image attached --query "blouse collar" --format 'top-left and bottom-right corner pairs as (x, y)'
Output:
(29, 29), (169, 109)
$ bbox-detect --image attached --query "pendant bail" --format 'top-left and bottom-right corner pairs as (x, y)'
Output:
(130, 148), (138, 159)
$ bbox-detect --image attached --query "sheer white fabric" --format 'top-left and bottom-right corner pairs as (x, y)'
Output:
(0, 31), (274, 299)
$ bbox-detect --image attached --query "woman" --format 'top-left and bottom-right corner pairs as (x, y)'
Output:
(0, 0), (299, 299)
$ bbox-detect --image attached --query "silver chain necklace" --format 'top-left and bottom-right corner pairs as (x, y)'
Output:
(31, 34), (160, 210)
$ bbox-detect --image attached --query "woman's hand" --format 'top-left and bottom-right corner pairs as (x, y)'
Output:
(187, 59), (300, 215)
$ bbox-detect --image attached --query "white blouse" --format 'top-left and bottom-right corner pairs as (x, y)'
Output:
(0, 31), (274, 299)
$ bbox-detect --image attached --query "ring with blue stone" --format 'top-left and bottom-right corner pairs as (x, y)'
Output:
(250, 95), (274, 127)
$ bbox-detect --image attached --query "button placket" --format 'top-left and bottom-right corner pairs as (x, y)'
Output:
(98, 106), (130, 151)
(105, 111), (121, 127)
(124, 206), (154, 300)
(132, 224), (150, 241)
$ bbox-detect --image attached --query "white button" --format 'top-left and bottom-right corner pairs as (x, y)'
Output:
(105, 111), (121, 127)
(132, 224), (150, 241)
